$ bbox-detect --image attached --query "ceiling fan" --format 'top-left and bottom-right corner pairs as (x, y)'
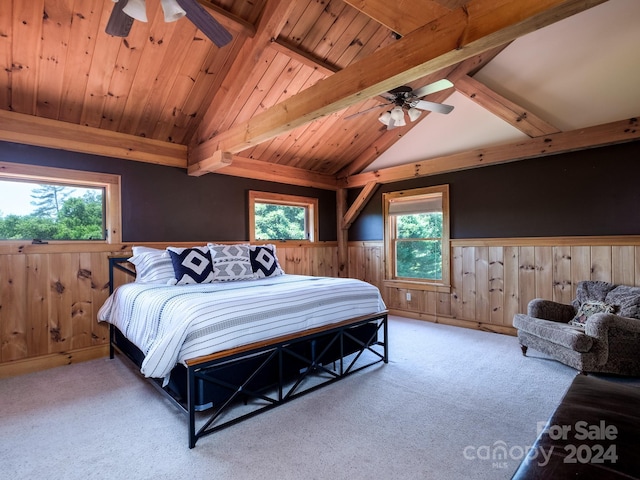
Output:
(105, 0), (232, 48)
(345, 79), (455, 129)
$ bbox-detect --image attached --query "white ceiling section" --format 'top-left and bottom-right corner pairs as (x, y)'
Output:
(366, 0), (640, 173)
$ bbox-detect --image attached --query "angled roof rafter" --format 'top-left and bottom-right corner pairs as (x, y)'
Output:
(188, 0), (608, 176)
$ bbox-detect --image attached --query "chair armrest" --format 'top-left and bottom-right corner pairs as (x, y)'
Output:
(527, 299), (576, 322)
(585, 313), (640, 337)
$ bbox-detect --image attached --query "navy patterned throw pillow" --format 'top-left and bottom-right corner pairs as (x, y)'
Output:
(250, 244), (284, 278)
(167, 246), (215, 285)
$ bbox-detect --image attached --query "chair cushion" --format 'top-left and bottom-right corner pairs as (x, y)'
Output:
(513, 314), (594, 352)
(605, 285), (640, 319)
(573, 280), (617, 308)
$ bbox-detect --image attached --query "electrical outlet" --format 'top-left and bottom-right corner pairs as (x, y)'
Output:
(406, 292), (411, 301)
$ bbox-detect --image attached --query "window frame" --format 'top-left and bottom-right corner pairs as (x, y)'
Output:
(383, 184), (450, 292)
(0, 161), (122, 245)
(248, 190), (318, 243)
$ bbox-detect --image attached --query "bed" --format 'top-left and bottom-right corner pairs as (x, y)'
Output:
(98, 245), (388, 448)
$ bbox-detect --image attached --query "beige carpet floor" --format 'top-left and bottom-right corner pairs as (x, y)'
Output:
(1, 316), (587, 480)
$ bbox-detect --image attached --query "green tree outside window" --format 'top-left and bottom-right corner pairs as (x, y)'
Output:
(254, 203), (306, 240)
(395, 213), (443, 280)
(0, 182), (105, 241)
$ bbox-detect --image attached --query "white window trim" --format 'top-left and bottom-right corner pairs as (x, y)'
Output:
(0, 161), (122, 244)
(249, 190), (318, 243)
(383, 184), (450, 292)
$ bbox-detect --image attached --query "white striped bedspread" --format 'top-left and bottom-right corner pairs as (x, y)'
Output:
(97, 274), (386, 382)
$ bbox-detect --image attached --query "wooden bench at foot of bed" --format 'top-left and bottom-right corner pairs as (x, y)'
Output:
(110, 310), (388, 448)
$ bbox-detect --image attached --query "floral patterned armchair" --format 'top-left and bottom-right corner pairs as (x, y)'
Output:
(512, 281), (640, 376)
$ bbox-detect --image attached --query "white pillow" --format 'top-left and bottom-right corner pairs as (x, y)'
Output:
(128, 246), (175, 284)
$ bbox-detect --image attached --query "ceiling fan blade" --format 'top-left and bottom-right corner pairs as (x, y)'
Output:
(343, 102), (392, 120)
(105, 0), (135, 37)
(414, 100), (455, 114)
(176, 0), (233, 48)
(412, 79), (454, 98)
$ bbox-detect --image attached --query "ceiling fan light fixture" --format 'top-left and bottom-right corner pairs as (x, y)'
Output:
(122, 0), (148, 22)
(390, 106), (404, 121)
(390, 106), (406, 126)
(378, 111), (391, 126)
(407, 107), (422, 122)
(160, 0), (187, 22)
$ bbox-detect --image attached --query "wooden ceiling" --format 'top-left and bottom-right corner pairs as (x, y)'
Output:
(2, 0), (634, 191)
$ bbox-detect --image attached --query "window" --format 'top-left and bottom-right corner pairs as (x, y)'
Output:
(249, 191), (318, 242)
(0, 162), (121, 243)
(384, 185), (450, 289)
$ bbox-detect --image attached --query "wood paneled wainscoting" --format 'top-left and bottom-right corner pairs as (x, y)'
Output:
(348, 237), (640, 336)
(4, 238), (639, 377)
(0, 242), (339, 378)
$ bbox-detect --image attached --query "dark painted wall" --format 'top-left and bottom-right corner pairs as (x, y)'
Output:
(349, 140), (640, 241)
(0, 141), (337, 242)
(4, 139), (639, 243)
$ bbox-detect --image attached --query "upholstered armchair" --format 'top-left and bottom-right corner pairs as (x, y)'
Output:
(513, 281), (640, 376)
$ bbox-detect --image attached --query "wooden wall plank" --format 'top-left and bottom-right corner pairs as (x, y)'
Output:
(47, 253), (74, 353)
(518, 246), (536, 314)
(503, 246), (519, 325)
(71, 253), (94, 350)
(462, 246), (476, 320)
(0, 255), (28, 361)
(26, 254), (48, 357)
(571, 246), (591, 286)
(450, 246), (463, 319)
(534, 246), (553, 300)
(475, 246), (489, 323)
(90, 251), (110, 345)
(612, 246), (635, 286)
(590, 246), (612, 283)
(425, 290), (437, 317)
(488, 246), (504, 324)
(553, 246), (572, 304)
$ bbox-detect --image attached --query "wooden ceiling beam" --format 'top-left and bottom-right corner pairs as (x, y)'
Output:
(197, 0), (256, 38)
(336, 47), (507, 177)
(189, 0), (607, 172)
(192, 0), (298, 146)
(0, 110), (186, 168)
(341, 117), (640, 188)
(208, 155), (339, 190)
(269, 37), (339, 76)
(454, 75), (561, 137)
(341, 0), (451, 36)
(342, 181), (378, 229)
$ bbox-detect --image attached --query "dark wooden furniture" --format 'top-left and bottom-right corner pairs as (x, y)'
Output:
(511, 374), (640, 479)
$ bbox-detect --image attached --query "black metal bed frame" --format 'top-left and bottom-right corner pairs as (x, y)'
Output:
(107, 257), (388, 448)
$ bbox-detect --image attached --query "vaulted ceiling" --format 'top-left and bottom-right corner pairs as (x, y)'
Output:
(0, 0), (638, 192)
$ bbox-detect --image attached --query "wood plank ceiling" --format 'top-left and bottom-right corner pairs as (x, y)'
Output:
(1, 0), (630, 191)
